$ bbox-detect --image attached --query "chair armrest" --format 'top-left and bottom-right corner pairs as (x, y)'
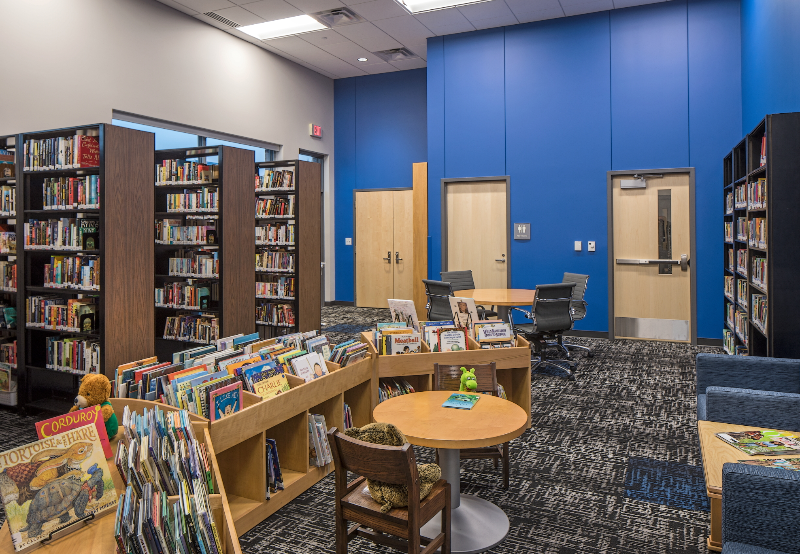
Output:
(722, 463), (800, 554)
(696, 353), (800, 397)
(509, 307), (533, 320)
(705, 387), (800, 431)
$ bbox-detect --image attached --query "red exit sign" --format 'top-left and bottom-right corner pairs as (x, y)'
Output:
(310, 124), (322, 138)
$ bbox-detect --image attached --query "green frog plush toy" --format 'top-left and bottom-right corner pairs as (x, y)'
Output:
(459, 367), (477, 392)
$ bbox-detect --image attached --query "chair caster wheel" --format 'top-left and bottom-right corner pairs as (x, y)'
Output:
(587, 351), (593, 358)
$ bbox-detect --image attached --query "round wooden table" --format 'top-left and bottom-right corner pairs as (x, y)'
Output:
(373, 391), (528, 554)
(457, 289), (537, 322)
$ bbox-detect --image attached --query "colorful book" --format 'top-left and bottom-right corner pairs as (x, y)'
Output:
(716, 429), (800, 456)
(209, 381), (243, 421)
(441, 393), (481, 410)
(389, 333), (421, 355)
(437, 329), (467, 352)
(35, 405), (113, 458)
(737, 458), (800, 471)
(253, 373), (291, 400)
(449, 296), (480, 337)
(388, 299), (420, 332)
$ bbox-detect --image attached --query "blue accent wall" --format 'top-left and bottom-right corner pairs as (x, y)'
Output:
(742, 0), (800, 133)
(334, 69), (427, 302)
(426, 0), (742, 337)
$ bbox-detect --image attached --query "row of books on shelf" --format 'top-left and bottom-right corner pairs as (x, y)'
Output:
(256, 223), (294, 245)
(752, 257), (767, 290)
(22, 134), (99, 171)
(42, 176), (100, 209)
(26, 296), (97, 332)
(255, 169), (293, 191)
(23, 218), (98, 250)
(0, 186), (14, 216)
(265, 437), (284, 499)
(724, 221), (733, 242)
(722, 329), (742, 355)
(736, 217), (747, 241)
(737, 250), (747, 275)
(255, 197), (294, 218)
(46, 336), (101, 374)
(735, 308), (748, 344)
(155, 283), (212, 310)
(255, 250), (294, 272)
(748, 178), (767, 209)
(256, 277), (294, 299)
(725, 191), (733, 214)
(737, 280), (748, 306)
(0, 229), (14, 254)
(343, 402), (354, 430)
(168, 250), (218, 278)
(759, 134), (767, 166)
(0, 340), (16, 365)
(724, 275), (734, 300)
(156, 159), (218, 185)
(727, 248), (733, 272)
(309, 413), (333, 468)
(0, 306), (15, 330)
(751, 294), (767, 333)
(0, 260), (15, 291)
(156, 219), (216, 245)
(44, 254), (100, 290)
(163, 314), (218, 344)
(165, 188), (219, 213)
(256, 303), (295, 327)
(749, 218), (767, 249)
(0, 149), (14, 178)
(734, 184), (747, 208)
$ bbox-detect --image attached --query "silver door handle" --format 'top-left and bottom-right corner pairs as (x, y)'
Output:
(383, 251), (392, 263)
(395, 252), (402, 263)
(616, 254), (689, 271)
(495, 259), (506, 263)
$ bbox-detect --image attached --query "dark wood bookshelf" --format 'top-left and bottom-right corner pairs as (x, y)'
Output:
(0, 134), (20, 406)
(154, 145), (254, 360)
(19, 123), (154, 408)
(723, 112), (800, 358)
(254, 160), (320, 339)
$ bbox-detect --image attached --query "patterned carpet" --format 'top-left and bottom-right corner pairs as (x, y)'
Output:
(0, 306), (721, 553)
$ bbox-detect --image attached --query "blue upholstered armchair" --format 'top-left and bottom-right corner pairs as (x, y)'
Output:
(721, 463), (800, 554)
(695, 353), (800, 422)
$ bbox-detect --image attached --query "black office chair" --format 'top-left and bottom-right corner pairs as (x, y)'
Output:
(440, 270), (498, 319)
(562, 273), (592, 358)
(423, 279), (455, 321)
(509, 282), (577, 380)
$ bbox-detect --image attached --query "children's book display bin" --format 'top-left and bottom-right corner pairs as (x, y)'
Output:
(0, 398), (242, 554)
(362, 332), (532, 429)
(206, 354), (374, 535)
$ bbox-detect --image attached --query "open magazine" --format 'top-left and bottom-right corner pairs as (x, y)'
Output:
(716, 429), (800, 456)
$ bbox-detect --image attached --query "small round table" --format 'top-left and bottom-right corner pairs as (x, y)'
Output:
(373, 391), (528, 554)
(457, 288), (537, 322)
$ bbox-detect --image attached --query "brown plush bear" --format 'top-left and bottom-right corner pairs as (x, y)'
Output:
(344, 423), (441, 513)
(69, 374), (118, 440)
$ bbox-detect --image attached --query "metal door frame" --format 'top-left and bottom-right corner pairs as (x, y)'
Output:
(441, 176), (512, 288)
(607, 168), (697, 344)
(353, 187), (412, 307)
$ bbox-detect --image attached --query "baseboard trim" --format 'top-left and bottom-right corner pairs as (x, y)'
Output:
(697, 338), (723, 347)
(564, 330), (609, 339)
(324, 300), (355, 307)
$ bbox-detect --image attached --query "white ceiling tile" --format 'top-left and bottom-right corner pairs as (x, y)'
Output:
(350, 0), (409, 21)
(457, 0), (515, 21)
(335, 22), (403, 50)
(389, 58), (428, 70)
(401, 38), (428, 59)
(209, 5), (267, 24)
(159, 0), (200, 15)
(361, 61), (400, 74)
(269, 36), (367, 75)
(414, 9), (475, 35)
(283, 0), (346, 13)
(613, 0), (668, 7)
(471, 12), (518, 28)
(299, 28), (352, 46)
(339, 0), (375, 7)
(174, 0), (236, 11)
(331, 64), (372, 77)
(372, 15), (435, 43)
(315, 39), (385, 64)
(559, 0), (612, 16)
(239, 0), (304, 21)
(505, 0), (563, 20)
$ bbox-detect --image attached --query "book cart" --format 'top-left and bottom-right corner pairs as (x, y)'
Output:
(361, 331), (533, 428)
(0, 398), (242, 554)
(0, 134), (19, 407)
(254, 160), (321, 339)
(722, 112), (800, 357)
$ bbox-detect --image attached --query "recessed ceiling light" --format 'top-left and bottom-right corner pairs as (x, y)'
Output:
(239, 15), (327, 40)
(358, 57), (368, 62)
(394, 0), (490, 14)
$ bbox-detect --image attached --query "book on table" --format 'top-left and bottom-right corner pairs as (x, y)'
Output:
(736, 458), (800, 471)
(441, 393), (481, 410)
(716, 429), (800, 456)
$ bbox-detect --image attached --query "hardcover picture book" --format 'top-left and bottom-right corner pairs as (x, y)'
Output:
(0, 423), (117, 552)
(442, 393), (481, 410)
(389, 333), (421, 355)
(209, 381), (243, 421)
(437, 329), (467, 352)
(0, 364), (10, 392)
(388, 299), (420, 332)
(253, 373), (291, 400)
(35, 405), (113, 459)
(449, 297), (480, 337)
(716, 429), (800, 456)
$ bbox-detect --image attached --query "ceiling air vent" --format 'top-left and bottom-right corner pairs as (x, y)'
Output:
(203, 11), (241, 28)
(310, 7), (364, 28)
(372, 47), (420, 62)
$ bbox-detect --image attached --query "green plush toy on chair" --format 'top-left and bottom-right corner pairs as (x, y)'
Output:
(459, 367), (477, 392)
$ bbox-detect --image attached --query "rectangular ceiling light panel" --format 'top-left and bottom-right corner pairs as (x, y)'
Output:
(239, 15), (327, 40)
(395, 0), (492, 14)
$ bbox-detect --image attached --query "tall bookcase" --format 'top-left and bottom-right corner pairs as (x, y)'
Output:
(0, 134), (20, 405)
(154, 145), (254, 360)
(20, 124), (154, 411)
(723, 112), (800, 358)
(254, 160), (321, 338)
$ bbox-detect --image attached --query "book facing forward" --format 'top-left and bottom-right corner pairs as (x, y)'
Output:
(442, 393), (480, 410)
(716, 429), (800, 456)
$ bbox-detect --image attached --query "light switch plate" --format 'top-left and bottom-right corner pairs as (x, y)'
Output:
(345, 238), (352, 245)
(574, 241), (582, 251)
(588, 241), (596, 252)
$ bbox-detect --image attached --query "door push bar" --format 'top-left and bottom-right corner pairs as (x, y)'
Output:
(616, 254), (689, 271)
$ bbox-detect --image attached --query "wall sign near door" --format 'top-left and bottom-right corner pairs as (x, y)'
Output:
(309, 124), (322, 138)
(514, 223), (530, 240)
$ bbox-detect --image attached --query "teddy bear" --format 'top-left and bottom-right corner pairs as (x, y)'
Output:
(344, 423), (441, 513)
(69, 373), (119, 440)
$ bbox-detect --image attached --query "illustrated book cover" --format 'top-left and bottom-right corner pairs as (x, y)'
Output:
(449, 297), (480, 336)
(736, 458), (800, 471)
(388, 299), (420, 332)
(716, 429), (800, 456)
(35, 405), (112, 459)
(437, 329), (467, 352)
(441, 393), (481, 410)
(209, 381), (243, 421)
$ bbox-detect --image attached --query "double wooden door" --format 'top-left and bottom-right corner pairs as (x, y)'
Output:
(355, 189), (413, 308)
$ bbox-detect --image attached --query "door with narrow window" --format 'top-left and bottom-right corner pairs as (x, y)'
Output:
(610, 171), (695, 342)
(354, 189), (414, 308)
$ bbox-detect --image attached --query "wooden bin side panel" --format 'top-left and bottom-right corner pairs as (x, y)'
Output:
(297, 160), (321, 332)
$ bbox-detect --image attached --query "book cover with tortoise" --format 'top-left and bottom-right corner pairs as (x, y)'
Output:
(0, 423), (117, 551)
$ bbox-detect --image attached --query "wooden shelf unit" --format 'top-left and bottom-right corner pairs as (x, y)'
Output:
(0, 134), (20, 405)
(207, 354), (373, 535)
(19, 124), (154, 409)
(361, 332), (532, 429)
(254, 160), (320, 339)
(722, 112), (800, 357)
(154, 145), (255, 360)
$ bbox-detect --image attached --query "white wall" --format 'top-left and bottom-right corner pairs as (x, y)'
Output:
(0, 0), (336, 300)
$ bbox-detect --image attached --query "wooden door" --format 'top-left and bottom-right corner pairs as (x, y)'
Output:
(355, 191), (394, 308)
(392, 190), (414, 300)
(612, 173), (692, 342)
(445, 181), (508, 288)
